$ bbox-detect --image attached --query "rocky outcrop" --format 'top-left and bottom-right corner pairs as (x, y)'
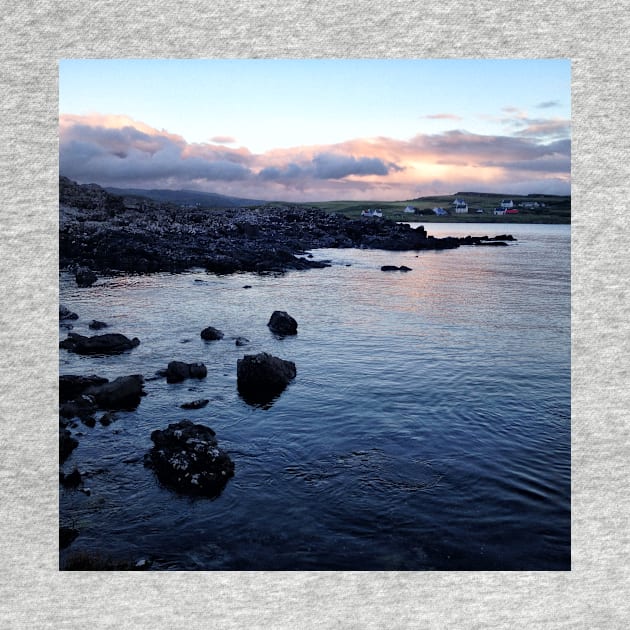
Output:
(144, 420), (234, 497)
(200, 326), (224, 341)
(381, 265), (412, 272)
(59, 375), (108, 403)
(237, 352), (296, 404)
(59, 526), (79, 549)
(233, 336), (249, 346)
(60, 332), (140, 355)
(166, 361), (207, 383)
(89, 320), (108, 330)
(267, 311), (298, 336)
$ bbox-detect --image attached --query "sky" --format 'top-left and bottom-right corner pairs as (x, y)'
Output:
(59, 59), (571, 201)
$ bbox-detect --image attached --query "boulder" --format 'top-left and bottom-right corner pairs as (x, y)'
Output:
(180, 398), (210, 410)
(237, 352), (296, 404)
(267, 310), (298, 336)
(60, 468), (82, 488)
(88, 320), (108, 330)
(59, 304), (79, 320)
(144, 420), (234, 497)
(381, 265), (400, 271)
(60, 332), (140, 355)
(59, 526), (79, 550)
(85, 375), (145, 410)
(166, 361), (207, 383)
(234, 336), (249, 347)
(75, 267), (97, 288)
(200, 326), (224, 341)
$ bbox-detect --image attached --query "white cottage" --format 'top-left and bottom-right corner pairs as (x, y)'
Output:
(500, 199), (514, 209)
(453, 199), (468, 214)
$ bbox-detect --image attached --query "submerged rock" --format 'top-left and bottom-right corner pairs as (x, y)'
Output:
(59, 374), (109, 403)
(144, 420), (234, 497)
(59, 526), (79, 550)
(234, 336), (250, 347)
(88, 320), (108, 330)
(60, 332), (140, 355)
(267, 310), (298, 336)
(381, 265), (412, 272)
(200, 326), (224, 341)
(180, 398), (210, 410)
(60, 428), (78, 463)
(237, 352), (296, 405)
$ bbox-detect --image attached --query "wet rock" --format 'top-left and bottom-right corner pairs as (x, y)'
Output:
(60, 332), (140, 355)
(166, 361), (207, 383)
(80, 416), (96, 428)
(59, 304), (79, 320)
(267, 310), (298, 336)
(144, 420), (234, 497)
(99, 412), (115, 426)
(75, 267), (97, 288)
(381, 265), (399, 271)
(237, 352), (296, 404)
(88, 320), (108, 330)
(234, 336), (249, 346)
(180, 398), (210, 410)
(200, 326), (224, 341)
(60, 428), (78, 463)
(60, 375), (109, 403)
(399, 265), (412, 272)
(60, 468), (82, 488)
(60, 526), (79, 550)
(85, 375), (145, 410)
(59, 394), (97, 420)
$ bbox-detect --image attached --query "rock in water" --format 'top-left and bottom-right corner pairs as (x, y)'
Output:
(180, 399), (210, 410)
(85, 375), (145, 410)
(200, 326), (224, 341)
(166, 361), (208, 383)
(144, 420), (234, 497)
(88, 320), (108, 330)
(59, 332), (140, 355)
(237, 352), (296, 404)
(75, 267), (97, 288)
(60, 428), (78, 463)
(267, 311), (298, 336)
(59, 304), (79, 320)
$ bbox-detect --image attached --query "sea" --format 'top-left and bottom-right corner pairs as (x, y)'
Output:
(59, 222), (571, 570)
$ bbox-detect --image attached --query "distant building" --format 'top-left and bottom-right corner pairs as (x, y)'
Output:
(361, 209), (383, 218)
(404, 205), (417, 214)
(493, 208), (506, 215)
(453, 199), (468, 213)
(433, 207), (448, 216)
(500, 199), (514, 209)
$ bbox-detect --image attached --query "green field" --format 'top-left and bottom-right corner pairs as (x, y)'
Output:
(299, 193), (570, 223)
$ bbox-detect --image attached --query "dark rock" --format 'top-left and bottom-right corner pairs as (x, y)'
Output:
(60, 322), (74, 330)
(60, 428), (78, 463)
(180, 398), (210, 410)
(75, 267), (97, 287)
(166, 361), (207, 383)
(60, 332), (140, 355)
(381, 265), (400, 271)
(60, 375), (109, 403)
(243, 285), (252, 289)
(60, 526), (79, 550)
(144, 420), (234, 497)
(237, 352), (296, 404)
(85, 375), (145, 410)
(267, 310), (298, 336)
(60, 468), (82, 488)
(399, 265), (412, 272)
(88, 320), (108, 330)
(234, 336), (249, 346)
(59, 394), (97, 419)
(200, 326), (224, 341)
(80, 416), (96, 428)
(99, 412), (115, 426)
(59, 304), (79, 320)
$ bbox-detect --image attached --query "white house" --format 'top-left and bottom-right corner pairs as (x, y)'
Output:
(453, 199), (468, 214)
(433, 207), (448, 216)
(404, 205), (417, 214)
(493, 208), (506, 215)
(500, 199), (514, 209)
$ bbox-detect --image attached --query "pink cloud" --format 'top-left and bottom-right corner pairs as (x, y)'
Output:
(423, 113), (463, 121)
(59, 113), (570, 201)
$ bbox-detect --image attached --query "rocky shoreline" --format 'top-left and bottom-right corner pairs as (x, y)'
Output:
(60, 177), (515, 276)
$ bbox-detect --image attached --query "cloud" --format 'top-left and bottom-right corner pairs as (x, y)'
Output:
(59, 113), (570, 200)
(423, 113), (463, 121)
(210, 135), (237, 144)
(536, 100), (561, 109)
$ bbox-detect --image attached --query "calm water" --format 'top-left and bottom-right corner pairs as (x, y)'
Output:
(59, 223), (570, 570)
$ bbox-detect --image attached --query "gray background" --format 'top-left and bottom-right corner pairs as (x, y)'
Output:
(1, 0), (628, 627)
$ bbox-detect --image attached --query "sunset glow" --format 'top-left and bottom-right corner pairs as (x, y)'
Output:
(59, 59), (570, 201)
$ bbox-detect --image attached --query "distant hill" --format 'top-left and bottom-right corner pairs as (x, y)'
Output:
(105, 186), (265, 208)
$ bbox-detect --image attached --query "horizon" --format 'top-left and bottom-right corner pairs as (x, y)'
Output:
(59, 59), (571, 202)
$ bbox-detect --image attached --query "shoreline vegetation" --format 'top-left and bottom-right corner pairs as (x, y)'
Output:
(60, 177), (522, 276)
